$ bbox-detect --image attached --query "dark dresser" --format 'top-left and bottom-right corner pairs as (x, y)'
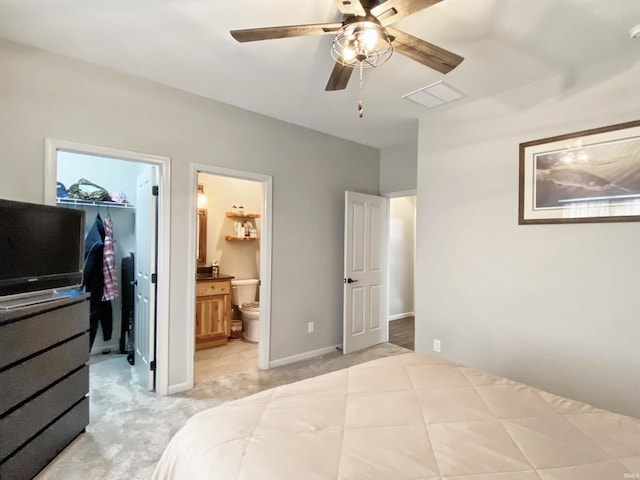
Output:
(0, 294), (90, 480)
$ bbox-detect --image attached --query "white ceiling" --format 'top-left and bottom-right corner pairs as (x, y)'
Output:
(0, 0), (639, 149)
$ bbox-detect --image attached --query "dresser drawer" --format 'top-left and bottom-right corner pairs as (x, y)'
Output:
(0, 396), (89, 480)
(0, 366), (88, 460)
(196, 281), (230, 297)
(0, 333), (88, 416)
(0, 300), (88, 370)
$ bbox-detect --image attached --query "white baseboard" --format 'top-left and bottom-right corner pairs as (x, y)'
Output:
(269, 344), (342, 368)
(167, 382), (191, 395)
(389, 312), (414, 321)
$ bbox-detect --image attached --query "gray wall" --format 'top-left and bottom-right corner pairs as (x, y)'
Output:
(0, 39), (380, 391)
(380, 141), (417, 194)
(415, 51), (640, 419)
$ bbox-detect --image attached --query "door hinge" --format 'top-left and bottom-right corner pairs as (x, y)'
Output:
(152, 185), (159, 196)
(151, 273), (158, 284)
(150, 360), (156, 371)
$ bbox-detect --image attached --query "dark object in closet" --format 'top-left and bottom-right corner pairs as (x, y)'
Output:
(83, 214), (113, 350)
(120, 253), (135, 361)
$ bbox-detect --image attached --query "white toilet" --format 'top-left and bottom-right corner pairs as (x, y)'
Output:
(230, 279), (260, 343)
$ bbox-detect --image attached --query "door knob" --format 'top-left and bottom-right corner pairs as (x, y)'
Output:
(346, 278), (359, 284)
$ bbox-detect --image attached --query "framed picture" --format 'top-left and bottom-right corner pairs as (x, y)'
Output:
(519, 119), (640, 224)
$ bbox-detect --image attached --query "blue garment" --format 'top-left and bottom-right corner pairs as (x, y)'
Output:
(83, 214), (113, 349)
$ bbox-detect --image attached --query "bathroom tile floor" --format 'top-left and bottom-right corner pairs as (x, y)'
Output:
(195, 338), (258, 384)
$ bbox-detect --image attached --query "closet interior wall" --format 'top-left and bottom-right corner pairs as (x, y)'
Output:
(57, 151), (146, 355)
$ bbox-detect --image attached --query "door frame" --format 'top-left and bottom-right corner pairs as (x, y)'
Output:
(186, 163), (272, 385)
(43, 138), (172, 395)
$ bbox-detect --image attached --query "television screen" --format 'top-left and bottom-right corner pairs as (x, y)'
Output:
(0, 198), (85, 298)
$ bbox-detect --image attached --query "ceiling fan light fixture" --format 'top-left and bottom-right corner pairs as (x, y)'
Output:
(331, 17), (393, 68)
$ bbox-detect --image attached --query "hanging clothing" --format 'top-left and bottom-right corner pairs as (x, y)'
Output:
(102, 215), (119, 301)
(83, 214), (113, 350)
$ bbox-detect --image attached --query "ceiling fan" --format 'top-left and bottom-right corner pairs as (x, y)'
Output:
(230, 0), (464, 95)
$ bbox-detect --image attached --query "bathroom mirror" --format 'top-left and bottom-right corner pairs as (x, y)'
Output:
(197, 209), (207, 265)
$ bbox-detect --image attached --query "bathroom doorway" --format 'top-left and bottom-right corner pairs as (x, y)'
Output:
(186, 165), (272, 387)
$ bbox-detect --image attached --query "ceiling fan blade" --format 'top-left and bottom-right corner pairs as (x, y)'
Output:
(335, 0), (367, 17)
(230, 22), (343, 42)
(371, 0), (442, 26)
(387, 27), (463, 74)
(325, 62), (354, 91)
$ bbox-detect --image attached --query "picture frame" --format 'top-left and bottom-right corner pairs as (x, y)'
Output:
(519, 120), (640, 224)
(197, 208), (207, 264)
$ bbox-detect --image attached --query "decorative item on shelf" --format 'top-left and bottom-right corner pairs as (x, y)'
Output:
(244, 221), (251, 237)
(250, 227), (258, 238)
(231, 205), (238, 214)
(238, 205), (245, 215)
(197, 184), (206, 207)
(225, 211), (261, 218)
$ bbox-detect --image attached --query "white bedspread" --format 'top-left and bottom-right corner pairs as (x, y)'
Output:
(153, 353), (640, 479)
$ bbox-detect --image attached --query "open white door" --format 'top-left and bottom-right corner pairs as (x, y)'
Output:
(134, 168), (158, 390)
(343, 191), (388, 354)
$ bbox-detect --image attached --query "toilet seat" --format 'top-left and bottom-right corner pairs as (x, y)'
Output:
(241, 301), (259, 312)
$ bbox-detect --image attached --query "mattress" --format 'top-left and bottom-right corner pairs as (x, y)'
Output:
(153, 353), (640, 479)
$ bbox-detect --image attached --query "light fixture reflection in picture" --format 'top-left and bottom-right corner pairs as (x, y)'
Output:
(197, 184), (207, 207)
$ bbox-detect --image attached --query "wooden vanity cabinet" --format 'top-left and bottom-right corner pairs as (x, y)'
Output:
(195, 278), (232, 349)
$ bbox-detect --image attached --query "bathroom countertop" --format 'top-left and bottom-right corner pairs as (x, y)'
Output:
(196, 273), (235, 282)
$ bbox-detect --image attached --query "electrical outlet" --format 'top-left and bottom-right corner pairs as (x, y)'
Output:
(308, 322), (314, 333)
(433, 339), (441, 353)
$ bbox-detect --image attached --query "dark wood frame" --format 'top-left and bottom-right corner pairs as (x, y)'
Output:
(197, 209), (207, 265)
(519, 119), (640, 224)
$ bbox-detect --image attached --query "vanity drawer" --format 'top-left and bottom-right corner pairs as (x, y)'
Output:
(196, 281), (230, 297)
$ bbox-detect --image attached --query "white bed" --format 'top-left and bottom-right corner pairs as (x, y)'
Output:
(153, 353), (640, 479)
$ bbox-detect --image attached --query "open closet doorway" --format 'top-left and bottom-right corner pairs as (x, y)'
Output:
(186, 165), (272, 389)
(44, 139), (171, 394)
(387, 192), (416, 350)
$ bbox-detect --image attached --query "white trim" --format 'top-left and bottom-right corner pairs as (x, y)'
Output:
(389, 312), (415, 321)
(44, 138), (172, 396)
(185, 164), (273, 392)
(167, 382), (191, 395)
(383, 189), (417, 199)
(269, 344), (342, 368)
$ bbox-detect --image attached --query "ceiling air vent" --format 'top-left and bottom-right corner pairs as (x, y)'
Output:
(403, 81), (466, 109)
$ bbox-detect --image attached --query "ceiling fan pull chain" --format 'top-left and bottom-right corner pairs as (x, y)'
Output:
(358, 62), (364, 118)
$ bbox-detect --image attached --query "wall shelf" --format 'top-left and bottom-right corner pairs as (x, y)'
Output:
(225, 212), (260, 218)
(225, 235), (259, 241)
(57, 198), (136, 209)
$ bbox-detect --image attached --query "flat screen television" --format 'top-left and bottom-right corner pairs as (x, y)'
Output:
(0, 198), (85, 300)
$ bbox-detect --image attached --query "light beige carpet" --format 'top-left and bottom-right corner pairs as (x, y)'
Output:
(35, 342), (410, 480)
